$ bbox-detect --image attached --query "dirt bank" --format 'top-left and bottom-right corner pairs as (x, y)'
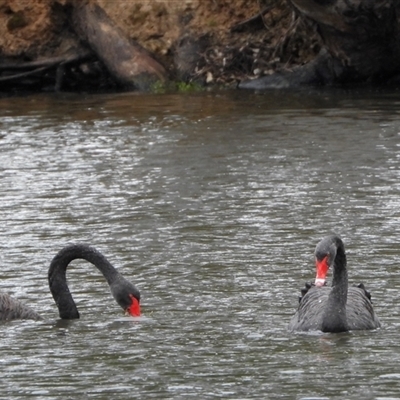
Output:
(0, 0), (321, 90)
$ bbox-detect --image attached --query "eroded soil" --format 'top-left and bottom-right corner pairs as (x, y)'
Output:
(0, 0), (321, 87)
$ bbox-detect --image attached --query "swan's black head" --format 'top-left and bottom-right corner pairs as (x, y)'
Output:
(314, 235), (344, 286)
(110, 276), (141, 317)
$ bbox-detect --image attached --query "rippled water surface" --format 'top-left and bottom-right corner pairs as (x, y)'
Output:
(0, 89), (400, 399)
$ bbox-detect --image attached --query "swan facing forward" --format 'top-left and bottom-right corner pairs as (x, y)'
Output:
(0, 244), (140, 321)
(288, 235), (380, 333)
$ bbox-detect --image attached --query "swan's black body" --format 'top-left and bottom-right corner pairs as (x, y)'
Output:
(0, 292), (41, 321)
(0, 244), (140, 321)
(288, 236), (380, 333)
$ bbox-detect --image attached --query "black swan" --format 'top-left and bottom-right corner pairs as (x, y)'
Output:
(288, 235), (380, 333)
(0, 244), (140, 321)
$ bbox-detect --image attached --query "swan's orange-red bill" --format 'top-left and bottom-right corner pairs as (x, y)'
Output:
(315, 255), (329, 287)
(127, 295), (141, 317)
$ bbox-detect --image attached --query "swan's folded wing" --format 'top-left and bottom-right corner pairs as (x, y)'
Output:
(288, 287), (330, 332)
(0, 292), (41, 321)
(346, 286), (380, 330)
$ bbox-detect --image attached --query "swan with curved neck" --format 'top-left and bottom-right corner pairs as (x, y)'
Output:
(0, 244), (140, 321)
(288, 235), (380, 333)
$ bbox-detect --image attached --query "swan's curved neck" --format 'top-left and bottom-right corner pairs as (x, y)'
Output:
(48, 244), (121, 319)
(321, 243), (348, 333)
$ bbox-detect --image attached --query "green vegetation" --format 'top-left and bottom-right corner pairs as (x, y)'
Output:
(150, 80), (204, 94)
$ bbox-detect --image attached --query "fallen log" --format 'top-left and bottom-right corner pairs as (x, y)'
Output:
(0, 66), (51, 82)
(239, 0), (400, 89)
(0, 52), (91, 71)
(70, 1), (168, 91)
(0, 51), (98, 92)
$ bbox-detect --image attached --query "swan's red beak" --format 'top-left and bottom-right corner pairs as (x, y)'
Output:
(315, 255), (329, 287)
(126, 294), (141, 317)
